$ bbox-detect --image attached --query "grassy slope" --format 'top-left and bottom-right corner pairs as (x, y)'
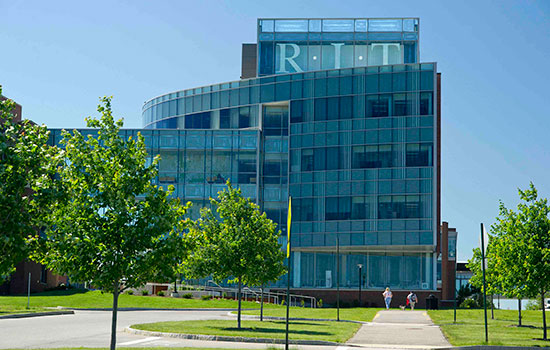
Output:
(132, 319), (361, 343)
(0, 289), (279, 313)
(429, 309), (550, 347)
(241, 306), (381, 322)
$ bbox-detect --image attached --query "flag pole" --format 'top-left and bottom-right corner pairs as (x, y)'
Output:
(285, 197), (292, 350)
(480, 223), (488, 343)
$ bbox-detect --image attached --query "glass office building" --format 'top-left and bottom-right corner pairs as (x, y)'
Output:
(50, 18), (441, 294)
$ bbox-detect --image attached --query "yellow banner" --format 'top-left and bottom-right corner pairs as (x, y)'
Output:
(287, 196), (292, 258)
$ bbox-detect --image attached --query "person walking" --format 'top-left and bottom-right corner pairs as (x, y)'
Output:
(407, 291), (418, 310)
(382, 287), (393, 310)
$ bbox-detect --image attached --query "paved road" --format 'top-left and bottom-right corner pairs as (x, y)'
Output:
(0, 309), (449, 349)
(348, 310), (451, 349)
(0, 310), (344, 349)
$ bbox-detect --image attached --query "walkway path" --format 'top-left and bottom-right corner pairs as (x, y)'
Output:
(347, 310), (451, 349)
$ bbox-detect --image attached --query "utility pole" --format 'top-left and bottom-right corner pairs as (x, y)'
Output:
(481, 223), (489, 343)
(336, 236), (340, 322)
(358, 264), (363, 307)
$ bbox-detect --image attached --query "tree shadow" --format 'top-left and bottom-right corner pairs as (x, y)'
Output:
(33, 288), (88, 296)
(223, 326), (331, 336)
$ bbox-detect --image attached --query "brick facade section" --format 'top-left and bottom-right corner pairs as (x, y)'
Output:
(241, 43), (257, 79)
(436, 73), (442, 255)
(440, 222), (457, 302)
(0, 261), (67, 295)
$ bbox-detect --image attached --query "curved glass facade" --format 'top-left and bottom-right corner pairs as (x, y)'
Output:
(139, 60), (438, 290)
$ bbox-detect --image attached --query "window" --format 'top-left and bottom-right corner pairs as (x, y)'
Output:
(366, 94), (390, 117)
(378, 195), (422, 219)
(314, 148), (326, 171)
(406, 143), (433, 166)
(185, 112), (211, 129)
(220, 109), (231, 129)
(327, 97), (339, 120)
(239, 107), (251, 128)
(325, 196), (351, 220)
(420, 92), (432, 115)
(40, 265), (47, 284)
(352, 196), (367, 219)
(393, 94), (407, 116)
(290, 100), (303, 123)
(301, 149), (314, 171)
(314, 98), (327, 121)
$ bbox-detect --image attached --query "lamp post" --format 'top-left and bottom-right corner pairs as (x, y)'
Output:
(357, 264), (363, 306)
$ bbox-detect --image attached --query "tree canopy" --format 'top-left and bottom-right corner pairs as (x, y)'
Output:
(0, 87), (59, 279)
(35, 97), (190, 349)
(186, 182), (286, 328)
(470, 183), (550, 339)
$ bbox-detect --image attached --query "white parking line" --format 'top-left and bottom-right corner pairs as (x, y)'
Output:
(118, 336), (161, 346)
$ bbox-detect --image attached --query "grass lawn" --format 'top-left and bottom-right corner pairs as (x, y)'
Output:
(0, 306), (53, 316)
(240, 306), (381, 323)
(0, 289), (279, 314)
(429, 309), (550, 347)
(2, 348), (270, 350)
(132, 319), (360, 343)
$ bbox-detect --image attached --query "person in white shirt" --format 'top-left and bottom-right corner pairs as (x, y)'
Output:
(382, 287), (393, 309)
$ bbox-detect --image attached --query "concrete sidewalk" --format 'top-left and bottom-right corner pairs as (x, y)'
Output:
(347, 310), (451, 349)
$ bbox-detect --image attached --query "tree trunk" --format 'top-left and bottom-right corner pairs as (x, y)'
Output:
(518, 298), (522, 326)
(237, 278), (242, 329)
(110, 281), (120, 350)
(542, 291), (547, 340)
(260, 285), (264, 322)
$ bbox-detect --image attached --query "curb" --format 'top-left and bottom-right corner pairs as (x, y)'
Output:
(0, 310), (74, 319)
(124, 326), (341, 346)
(437, 347), (550, 350)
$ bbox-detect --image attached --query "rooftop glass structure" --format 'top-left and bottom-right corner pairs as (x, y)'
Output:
(257, 18), (419, 75)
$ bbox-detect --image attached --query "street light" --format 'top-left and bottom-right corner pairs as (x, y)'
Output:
(357, 264), (363, 306)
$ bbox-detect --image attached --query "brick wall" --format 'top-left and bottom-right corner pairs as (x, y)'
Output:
(272, 288), (442, 309)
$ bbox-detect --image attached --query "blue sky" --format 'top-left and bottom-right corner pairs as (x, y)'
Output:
(1, 0), (549, 261)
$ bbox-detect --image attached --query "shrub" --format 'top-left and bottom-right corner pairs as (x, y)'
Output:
(157, 290), (165, 297)
(201, 294), (213, 301)
(182, 293), (192, 299)
(300, 299), (305, 307)
(317, 299), (323, 308)
(460, 298), (478, 309)
(141, 290), (149, 296)
(525, 299), (542, 310)
(126, 289), (134, 295)
(222, 292), (228, 298)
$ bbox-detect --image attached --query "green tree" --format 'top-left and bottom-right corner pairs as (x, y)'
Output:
(35, 97), (190, 350)
(186, 182), (286, 328)
(0, 87), (59, 279)
(484, 183), (550, 339)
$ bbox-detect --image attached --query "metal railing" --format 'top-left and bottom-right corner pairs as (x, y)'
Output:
(147, 281), (317, 308)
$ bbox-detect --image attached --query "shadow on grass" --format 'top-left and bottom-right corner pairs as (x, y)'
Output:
(220, 326), (331, 336)
(32, 288), (89, 296)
